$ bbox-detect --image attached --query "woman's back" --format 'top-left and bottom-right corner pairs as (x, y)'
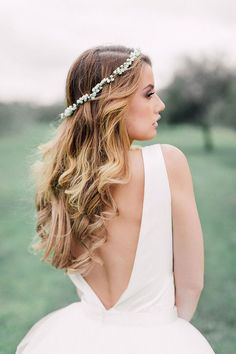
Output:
(72, 146), (146, 310)
(71, 142), (204, 313)
(68, 143), (176, 314)
(16, 143), (215, 354)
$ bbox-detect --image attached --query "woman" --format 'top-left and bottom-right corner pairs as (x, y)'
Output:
(16, 45), (215, 353)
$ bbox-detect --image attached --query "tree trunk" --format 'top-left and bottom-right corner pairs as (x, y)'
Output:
(201, 123), (214, 151)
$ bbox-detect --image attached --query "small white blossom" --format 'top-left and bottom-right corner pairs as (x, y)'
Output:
(58, 48), (141, 121)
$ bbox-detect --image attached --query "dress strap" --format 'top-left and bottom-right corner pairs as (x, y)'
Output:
(142, 143), (171, 209)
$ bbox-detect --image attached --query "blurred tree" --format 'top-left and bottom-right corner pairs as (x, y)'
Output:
(36, 103), (64, 124)
(207, 76), (236, 130)
(0, 101), (38, 136)
(0, 102), (13, 134)
(0, 101), (63, 135)
(161, 55), (235, 151)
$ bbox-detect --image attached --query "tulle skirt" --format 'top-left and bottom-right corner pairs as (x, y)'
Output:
(16, 301), (215, 354)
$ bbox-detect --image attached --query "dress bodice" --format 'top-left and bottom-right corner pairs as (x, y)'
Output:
(67, 143), (176, 315)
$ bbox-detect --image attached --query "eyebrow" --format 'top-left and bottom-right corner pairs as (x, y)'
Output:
(143, 84), (154, 90)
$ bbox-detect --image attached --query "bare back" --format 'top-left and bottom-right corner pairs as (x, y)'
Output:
(71, 143), (204, 310)
(72, 146), (145, 309)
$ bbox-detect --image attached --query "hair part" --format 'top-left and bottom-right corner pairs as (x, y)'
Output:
(30, 44), (152, 276)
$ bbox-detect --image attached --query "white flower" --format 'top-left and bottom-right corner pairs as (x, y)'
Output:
(58, 48), (141, 121)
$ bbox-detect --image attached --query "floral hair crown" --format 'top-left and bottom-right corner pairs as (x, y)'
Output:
(59, 48), (141, 120)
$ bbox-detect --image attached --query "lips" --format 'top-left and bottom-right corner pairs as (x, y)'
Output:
(152, 115), (161, 125)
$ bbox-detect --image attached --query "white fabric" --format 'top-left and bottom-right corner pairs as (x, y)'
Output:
(16, 143), (215, 353)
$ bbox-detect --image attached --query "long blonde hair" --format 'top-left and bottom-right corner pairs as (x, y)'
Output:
(30, 45), (151, 276)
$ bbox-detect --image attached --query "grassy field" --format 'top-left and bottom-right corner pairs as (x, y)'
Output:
(0, 122), (235, 354)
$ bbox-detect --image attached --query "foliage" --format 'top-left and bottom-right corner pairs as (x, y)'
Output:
(159, 55), (236, 151)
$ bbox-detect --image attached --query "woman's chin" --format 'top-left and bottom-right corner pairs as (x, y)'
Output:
(149, 127), (158, 138)
(131, 128), (158, 142)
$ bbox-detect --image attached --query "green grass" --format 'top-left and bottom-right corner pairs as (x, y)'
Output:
(0, 122), (235, 354)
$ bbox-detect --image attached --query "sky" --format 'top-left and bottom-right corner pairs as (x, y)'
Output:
(1, 0), (235, 105)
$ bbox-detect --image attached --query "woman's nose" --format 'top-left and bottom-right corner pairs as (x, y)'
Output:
(156, 97), (165, 113)
(160, 100), (165, 112)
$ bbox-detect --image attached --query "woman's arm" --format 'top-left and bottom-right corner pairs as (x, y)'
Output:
(161, 144), (204, 322)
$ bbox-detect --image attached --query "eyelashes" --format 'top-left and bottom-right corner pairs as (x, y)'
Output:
(147, 90), (158, 98)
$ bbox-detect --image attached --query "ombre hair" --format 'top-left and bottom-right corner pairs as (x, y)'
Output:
(30, 44), (152, 276)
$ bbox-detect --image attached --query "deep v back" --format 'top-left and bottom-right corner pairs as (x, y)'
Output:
(16, 145), (217, 353)
(67, 143), (175, 315)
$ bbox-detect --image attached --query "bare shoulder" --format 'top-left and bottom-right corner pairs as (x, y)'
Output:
(160, 143), (188, 167)
(159, 143), (193, 191)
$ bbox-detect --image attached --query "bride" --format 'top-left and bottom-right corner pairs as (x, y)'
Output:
(16, 45), (215, 354)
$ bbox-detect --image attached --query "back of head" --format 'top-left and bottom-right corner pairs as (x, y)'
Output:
(30, 45), (151, 276)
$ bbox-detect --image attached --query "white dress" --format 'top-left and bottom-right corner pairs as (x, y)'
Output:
(16, 143), (215, 354)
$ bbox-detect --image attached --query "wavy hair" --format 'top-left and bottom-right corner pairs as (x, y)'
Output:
(30, 45), (151, 276)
